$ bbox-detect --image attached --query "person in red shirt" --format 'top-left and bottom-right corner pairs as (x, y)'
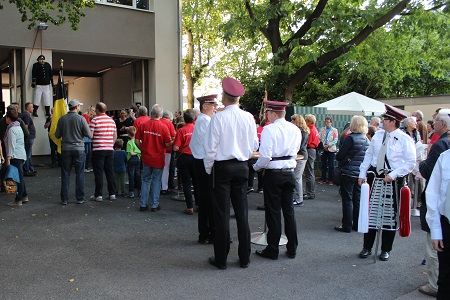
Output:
(304, 114), (320, 199)
(136, 104), (171, 212)
(160, 111), (176, 194)
(133, 106), (150, 134)
(173, 109), (197, 215)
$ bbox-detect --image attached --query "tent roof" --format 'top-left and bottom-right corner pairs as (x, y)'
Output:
(314, 92), (386, 116)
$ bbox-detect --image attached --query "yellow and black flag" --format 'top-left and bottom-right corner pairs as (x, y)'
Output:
(49, 60), (67, 154)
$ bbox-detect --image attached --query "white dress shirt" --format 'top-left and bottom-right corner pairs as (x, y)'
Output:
(190, 113), (210, 159)
(253, 118), (301, 171)
(203, 104), (259, 174)
(426, 149), (450, 240)
(359, 128), (415, 180)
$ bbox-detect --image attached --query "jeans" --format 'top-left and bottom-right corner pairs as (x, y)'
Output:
(23, 138), (35, 173)
(92, 150), (115, 197)
(177, 154), (197, 209)
(10, 159), (27, 201)
(84, 142), (92, 170)
(304, 148), (316, 195)
(320, 151), (335, 182)
(60, 150), (85, 202)
(127, 155), (141, 193)
(114, 172), (126, 195)
(294, 159), (307, 202)
(340, 175), (361, 230)
(140, 165), (163, 208)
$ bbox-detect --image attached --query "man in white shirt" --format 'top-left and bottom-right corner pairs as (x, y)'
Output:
(204, 78), (259, 270)
(426, 133), (450, 299)
(358, 104), (416, 261)
(253, 100), (301, 260)
(190, 94), (218, 244)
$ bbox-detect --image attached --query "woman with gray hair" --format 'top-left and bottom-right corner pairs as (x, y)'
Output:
(402, 116), (421, 143)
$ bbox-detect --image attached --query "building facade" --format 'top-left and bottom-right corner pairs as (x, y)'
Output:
(0, 0), (182, 155)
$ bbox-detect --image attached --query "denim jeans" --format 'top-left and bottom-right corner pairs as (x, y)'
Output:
(10, 159), (27, 201)
(60, 150), (85, 202)
(84, 142), (92, 170)
(294, 159), (307, 202)
(140, 165), (163, 208)
(127, 155), (141, 193)
(23, 138), (35, 173)
(320, 151), (335, 182)
(92, 150), (115, 197)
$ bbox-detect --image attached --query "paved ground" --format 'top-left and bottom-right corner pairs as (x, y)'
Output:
(0, 157), (434, 300)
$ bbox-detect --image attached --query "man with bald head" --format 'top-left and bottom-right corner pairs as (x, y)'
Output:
(89, 102), (117, 202)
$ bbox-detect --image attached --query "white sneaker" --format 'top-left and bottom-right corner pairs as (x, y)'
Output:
(109, 195), (116, 200)
(84, 169), (90, 173)
(90, 195), (103, 202)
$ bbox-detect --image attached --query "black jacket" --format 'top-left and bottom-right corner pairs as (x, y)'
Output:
(32, 62), (53, 85)
(336, 133), (369, 177)
(418, 132), (450, 232)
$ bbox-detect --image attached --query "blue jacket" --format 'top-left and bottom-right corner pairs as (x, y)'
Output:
(336, 133), (369, 177)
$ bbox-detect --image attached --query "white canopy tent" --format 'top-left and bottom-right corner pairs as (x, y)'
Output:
(314, 92), (386, 116)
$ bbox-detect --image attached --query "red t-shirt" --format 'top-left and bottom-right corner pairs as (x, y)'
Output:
(256, 122), (270, 141)
(136, 119), (171, 168)
(307, 124), (320, 148)
(160, 117), (176, 153)
(173, 123), (194, 155)
(133, 116), (150, 134)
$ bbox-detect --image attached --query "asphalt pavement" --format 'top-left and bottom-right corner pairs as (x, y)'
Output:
(0, 157), (434, 300)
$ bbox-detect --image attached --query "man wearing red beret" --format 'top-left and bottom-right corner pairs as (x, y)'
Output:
(204, 78), (259, 270)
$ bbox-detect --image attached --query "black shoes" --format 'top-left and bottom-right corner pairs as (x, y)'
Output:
(256, 205), (265, 211)
(208, 257), (227, 270)
(334, 225), (351, 233)
(379, 251), (390, 261)
(303, 193), (315, 200)
(240, 260), (250, 268)
(247, 187), (254, 194)
(151, 205), (161, 212)
(359, 248), (372, 258)
(286, 251), (296, 259)
(139, 205), (149, 211)
(255, 249), (278, 260)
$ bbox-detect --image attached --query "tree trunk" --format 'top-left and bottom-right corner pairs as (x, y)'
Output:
(184, 29), (195, 108)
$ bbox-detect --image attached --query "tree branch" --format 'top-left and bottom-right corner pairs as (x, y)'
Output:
(245, 0), (269, 40)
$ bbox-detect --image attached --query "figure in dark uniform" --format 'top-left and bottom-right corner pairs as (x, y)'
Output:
(31, 55), (53, 117)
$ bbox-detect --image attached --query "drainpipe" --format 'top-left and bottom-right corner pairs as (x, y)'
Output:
(177, 0), (183, 110)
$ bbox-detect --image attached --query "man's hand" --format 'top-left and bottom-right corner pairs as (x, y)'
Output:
(358, 178), (365, 186)
(432, 239), (444, 252)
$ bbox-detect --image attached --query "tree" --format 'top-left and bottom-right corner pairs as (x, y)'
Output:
(221, 0), (449, 102)
(0, 0), (95, 30)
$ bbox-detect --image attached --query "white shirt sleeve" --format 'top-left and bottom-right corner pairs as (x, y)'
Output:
(426, 155), (443, 240)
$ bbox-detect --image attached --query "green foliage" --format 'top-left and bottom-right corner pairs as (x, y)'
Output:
(0, 0), (95, 30)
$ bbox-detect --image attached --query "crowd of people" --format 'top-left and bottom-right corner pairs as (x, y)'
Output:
(1, 80), (449, 298)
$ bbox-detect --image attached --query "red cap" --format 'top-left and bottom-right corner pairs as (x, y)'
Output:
(222, 78), (245, 97)
(382, 104), (407, 122)
(264, 100), (288, 112)
(197, 94), (218, 105)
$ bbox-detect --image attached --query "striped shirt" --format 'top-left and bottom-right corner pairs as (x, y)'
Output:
(90, 114), (116, 151)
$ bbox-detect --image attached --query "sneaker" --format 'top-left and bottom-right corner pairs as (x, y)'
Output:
(328, 181), (334, 186)
(126, 193), (135, 198)
(90, 195), (103, 202)
(21, 197), (29, 204)
(151, 204), (161, 212)
(84, 169), (91, 173)
(7, 201), (22, 206)
(77, 199), (87, 204)
(61, 201), (68, 205)
(418, 284), (437, 297)
(293, 200), (304, 207)
(247, 187), (254, 194)
(303, 194), (315, 200)
(256, 188), (263, 194)
(318, 180), (326, 184)
(109, 195), (116, 200)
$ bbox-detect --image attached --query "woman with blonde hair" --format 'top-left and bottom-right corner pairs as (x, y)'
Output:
(291, 114), (310, 206)
(334, 115), (369, 232)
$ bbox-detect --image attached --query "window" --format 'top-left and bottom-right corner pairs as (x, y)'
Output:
(97, 0), (152, 11)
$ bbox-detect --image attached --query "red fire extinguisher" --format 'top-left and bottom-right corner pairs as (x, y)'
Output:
(399, 184), (411, 237)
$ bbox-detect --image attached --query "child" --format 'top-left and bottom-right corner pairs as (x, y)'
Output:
(126, 126), (141, 198)
(113, 139), (127, 196)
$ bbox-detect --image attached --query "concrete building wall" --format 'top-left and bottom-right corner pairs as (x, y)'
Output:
(102, 65), (133, 110)
(380, 95), (450, 121)
(67, 77), (101, 109)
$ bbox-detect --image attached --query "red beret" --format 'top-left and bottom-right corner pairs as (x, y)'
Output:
(197, 94), (218, 105)
(383, 104), (407, 122)
(264, 100), (288, 112)
(222, 78), (245, 97)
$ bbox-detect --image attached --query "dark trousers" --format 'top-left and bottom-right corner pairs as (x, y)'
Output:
(194, 158), (215, 242)
(127, 155), (141, 193)
(263, 169), (298, 256)
(92, 150), (115, 197)
(60, 150), (85, 202)
(247, 158), (263, 190)
(340, 175), (361, 231)
(10, 159), (27, 201)
(211, 159), (250, 266)
(437, 216), (450, 300)
(49, 137), (60, 165)
(177, 154), (197, 209)
(363, 168), (400, 252)
(168, 152), (175, 189)
(320, 151), (335, 182)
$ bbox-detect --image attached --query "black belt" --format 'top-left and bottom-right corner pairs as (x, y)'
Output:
(271, 156), (294, 161)
(265, 168), (294, 173)
(442, 216), (450, 225)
